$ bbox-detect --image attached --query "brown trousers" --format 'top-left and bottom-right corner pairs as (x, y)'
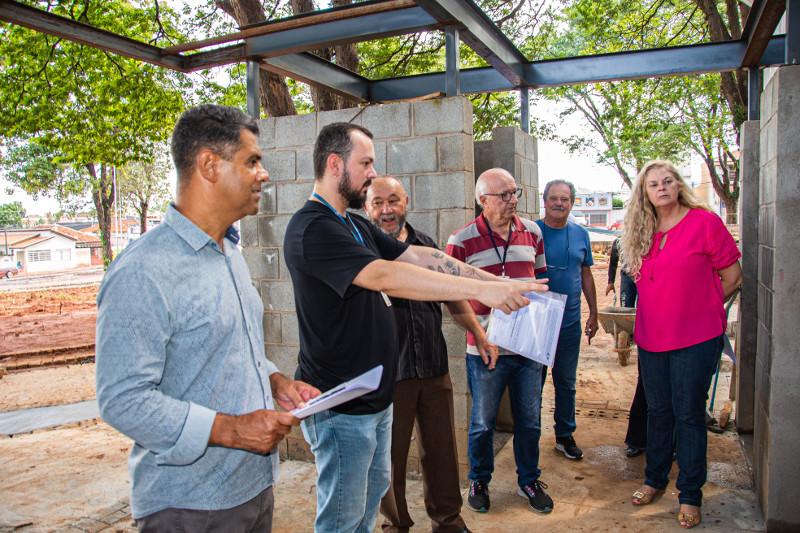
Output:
(380, 374), (467, 533)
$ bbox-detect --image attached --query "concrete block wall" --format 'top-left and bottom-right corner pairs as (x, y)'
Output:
(243, 97), (485, 478)
(474, 126), (539, 221)
(754, 65), (800, 532)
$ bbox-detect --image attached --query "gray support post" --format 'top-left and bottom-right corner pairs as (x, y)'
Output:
(787, 0), (800, 65)
(736, 121), (760, 433)
(748, 67), (761, 120)
(520, 87), (530, 134)
(246, 59), (260, 119)
(445, 27), (461, 96)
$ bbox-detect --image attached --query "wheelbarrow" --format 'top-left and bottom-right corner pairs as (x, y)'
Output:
(598, 304), (636, 366)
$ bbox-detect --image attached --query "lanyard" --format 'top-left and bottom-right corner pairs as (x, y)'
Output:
(542, 223), (570, 271)
(483, 214), (513, 277)
(313, 193), (365, 245)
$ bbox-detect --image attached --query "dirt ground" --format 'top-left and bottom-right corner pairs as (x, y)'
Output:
(0, 268), (750, 532)
(0, 287), (98, 355)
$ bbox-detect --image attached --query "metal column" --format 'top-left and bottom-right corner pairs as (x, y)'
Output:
(787, 0), (800, 64)
(748, 67), (761, 121)
(520, 87), (530, 134)
(445, 27), (461, 96)
(246, 60), (261, 119)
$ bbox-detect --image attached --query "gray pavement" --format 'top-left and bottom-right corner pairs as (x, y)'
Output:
(0, 400), (99, 435)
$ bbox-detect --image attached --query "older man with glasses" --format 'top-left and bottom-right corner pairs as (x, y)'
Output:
(535, 180), (598, 461)
(446, 168), (554, 515)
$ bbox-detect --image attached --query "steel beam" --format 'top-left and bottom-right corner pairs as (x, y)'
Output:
(415, 0), (526, 86)
(445, 26), (461, 96)
(245, 7), (439, 59)
(183, 44), (246, 72)
(0, 0), (184, 71)
(741, 0), (786, 66)
(371, 37), (787, 102)
(260, 53), (370, 102)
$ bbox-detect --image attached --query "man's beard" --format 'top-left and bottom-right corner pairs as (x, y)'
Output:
(338, 167), (369, 210)
(374, 212), (406, 238)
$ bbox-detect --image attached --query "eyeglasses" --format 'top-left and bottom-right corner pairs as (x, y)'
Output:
(484, 188), (523, 202)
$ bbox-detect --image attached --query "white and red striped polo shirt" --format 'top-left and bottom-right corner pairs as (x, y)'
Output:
(446, 214), (546, 355)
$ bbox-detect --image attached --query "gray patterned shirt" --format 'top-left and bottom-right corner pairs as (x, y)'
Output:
(96, 205), (279, 519)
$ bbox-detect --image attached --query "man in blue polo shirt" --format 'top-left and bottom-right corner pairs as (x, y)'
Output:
(535, 180), (598, 461)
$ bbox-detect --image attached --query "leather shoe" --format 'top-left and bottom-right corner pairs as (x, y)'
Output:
(626, 445), (645, 457)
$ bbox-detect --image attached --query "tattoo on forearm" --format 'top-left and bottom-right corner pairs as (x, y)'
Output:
(432, 250), (491, 280)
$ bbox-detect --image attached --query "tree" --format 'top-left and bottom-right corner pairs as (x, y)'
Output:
(0, 0), (187, 265)
(531, 0), (741, 221)
(0, 201), (25, 227)
(118, 153), (174, 234)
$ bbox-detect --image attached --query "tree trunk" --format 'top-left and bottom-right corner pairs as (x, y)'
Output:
(219, 0), (297, 116)
(723, 195), (738, 225)
(87, 163), (115, 267)
(139, 198), (149, 234)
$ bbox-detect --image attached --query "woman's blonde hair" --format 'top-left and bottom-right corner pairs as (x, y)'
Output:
(620, 160), (711, 280)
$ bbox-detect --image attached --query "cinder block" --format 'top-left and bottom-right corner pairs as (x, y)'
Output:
(406, 211), (437, 244)
(494, 126), (526, 158)
(277, 182), (313, 214)
(262, 311), (281, 344)
(240, 215), (259, 247)
(296, 146), (314, 180)
(319, 107), (363, 130)
(278, 248), (292, 281)
(363, 102), (411, 139)
(387, 137), (437, 175)
(439, 209), (473, 245)
(525, 135), (538, 162)
(413, 97), (473, 136)
(255, 117), (276, 151)
(260, 280), (296, 312)
(265, 342), (300, 375)
(446, 349), (468, 395)
(439, 134), (474, 172)
(415, 172), (472, 210)
(452, 391), (471, 429)
(259, 183), (277, 214)
(276, 113), (316, 148)
(759, 158), (776, 205)
(243, 247), (281, 280)
(373, 140), (387, 175)
(757, 205), (774, 247)
(765, 116), (778, 165)
(281, 313), (300, 345)
(262, 150), (296, 182)
(258, 214), (292, 248)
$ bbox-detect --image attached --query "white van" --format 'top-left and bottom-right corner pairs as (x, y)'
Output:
(569, 211), (588, 226)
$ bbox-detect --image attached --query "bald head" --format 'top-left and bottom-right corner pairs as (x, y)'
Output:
(476, 168), (520, 229)
(365, 175), (409, 238)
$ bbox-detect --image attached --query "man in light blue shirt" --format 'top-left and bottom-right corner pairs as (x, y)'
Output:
(535, 180), (598, 461)
(96, 105), (319, 532)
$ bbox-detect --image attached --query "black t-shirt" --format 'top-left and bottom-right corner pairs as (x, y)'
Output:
(284, 200), (409, 414)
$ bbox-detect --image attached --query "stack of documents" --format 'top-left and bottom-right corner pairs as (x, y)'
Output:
(487, 291), (567, 367)
(290, 365), (383, 419)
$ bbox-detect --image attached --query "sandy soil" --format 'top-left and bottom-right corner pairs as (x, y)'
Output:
(0, 363), (98, 413)
(0, 286), (98, 355)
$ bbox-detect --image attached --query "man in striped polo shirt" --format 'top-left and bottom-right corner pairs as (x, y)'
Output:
(446, 168), (553, 515)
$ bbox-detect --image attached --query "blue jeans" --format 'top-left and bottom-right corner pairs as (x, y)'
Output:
(620, 272), (638, 308)
(638, 335), (723, 507)
(301, 405), (393, 533)
(542, 321), (582, 437)
(466, 353), (543, 487)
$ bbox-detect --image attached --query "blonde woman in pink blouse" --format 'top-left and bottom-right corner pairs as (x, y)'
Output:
(620, 160), (742, 529)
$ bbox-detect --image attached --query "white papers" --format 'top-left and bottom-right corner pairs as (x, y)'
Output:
(487, 291), (567, 367)
(290, 365), (383, 419)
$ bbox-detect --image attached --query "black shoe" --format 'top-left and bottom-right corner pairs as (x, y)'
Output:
(467, 480), (490, 512)
(517, 480), (554, 513)
(626, 445), (645, 458)
(555, 436), (583, 459)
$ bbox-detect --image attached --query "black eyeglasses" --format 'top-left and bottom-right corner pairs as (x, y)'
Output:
(484, 188), (523, 202)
